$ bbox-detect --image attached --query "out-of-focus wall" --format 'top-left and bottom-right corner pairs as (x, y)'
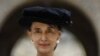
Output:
(0, 0), (100, 56)
(65, 0), (100, 55)
(66, 0), (100, 44)
(0, 0), (27, 27)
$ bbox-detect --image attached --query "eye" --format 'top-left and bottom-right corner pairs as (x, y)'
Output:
(47, 28), (55, 34)
(32, 28), (41, 33)
(34, 30), (41, 33)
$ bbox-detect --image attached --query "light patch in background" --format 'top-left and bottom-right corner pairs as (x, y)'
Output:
(11, 29), (86, 56)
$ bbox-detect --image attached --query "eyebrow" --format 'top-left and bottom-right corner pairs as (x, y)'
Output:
(32, 27), (41, 31)
(48, 25), (58, 29)
(33, 27), (40, 29)
(47, 26), (54, 29)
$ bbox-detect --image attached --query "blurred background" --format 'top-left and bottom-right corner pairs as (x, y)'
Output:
(0, 0), (100, 56)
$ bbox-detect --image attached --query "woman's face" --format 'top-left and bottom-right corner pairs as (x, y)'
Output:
(27, 22), (61, 53)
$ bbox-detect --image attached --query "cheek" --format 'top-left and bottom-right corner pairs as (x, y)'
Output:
(49, 35), (59, 45)
(48, 34), (59, 41)
(50, 40), (57, 47)
(31, 35), (41, 42)
(49, 39), (57, 50)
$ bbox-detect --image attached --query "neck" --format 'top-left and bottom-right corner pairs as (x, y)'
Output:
(37, 51), (54, 56)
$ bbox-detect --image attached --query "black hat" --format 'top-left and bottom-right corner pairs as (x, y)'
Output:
(19, 6), (72, 29)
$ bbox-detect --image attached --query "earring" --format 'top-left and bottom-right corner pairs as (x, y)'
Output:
(57, 40), (60, 44)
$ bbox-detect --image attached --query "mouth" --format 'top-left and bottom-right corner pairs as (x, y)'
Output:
(38, 43), (50, 48)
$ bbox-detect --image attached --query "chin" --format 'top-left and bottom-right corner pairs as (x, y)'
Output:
(37, 47), (52, 53)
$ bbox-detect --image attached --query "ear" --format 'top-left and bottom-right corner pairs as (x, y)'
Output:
(59, 31), (61, 36)
(26, 30), (32, 38)
(57, 31), (61, 40)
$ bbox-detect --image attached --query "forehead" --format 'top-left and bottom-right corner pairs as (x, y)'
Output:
(31, 22), (56, 29)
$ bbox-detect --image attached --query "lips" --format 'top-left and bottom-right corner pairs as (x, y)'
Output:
(38, 43), (50, 48)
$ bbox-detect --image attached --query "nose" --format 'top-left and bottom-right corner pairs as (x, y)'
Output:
(41, 33), (47, 41)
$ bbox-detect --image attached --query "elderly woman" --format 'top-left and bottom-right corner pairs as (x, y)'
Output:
(19, 6), (71, 56)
